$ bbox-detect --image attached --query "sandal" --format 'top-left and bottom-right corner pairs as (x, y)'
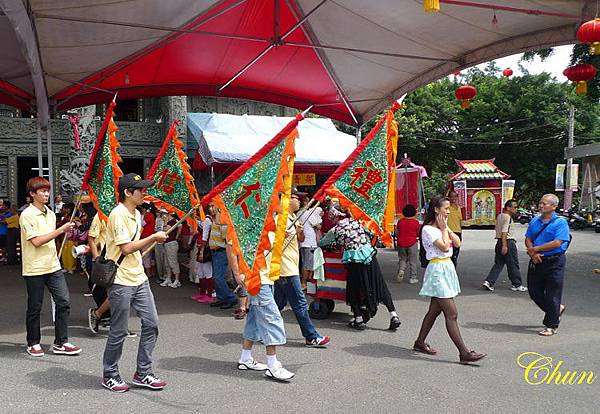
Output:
(459, 350), (487, 364)
(559, 304), (566, 317)
(413, 341), (437, 355)
(538, 327), (558, 336)
(233, 308), (248, 320)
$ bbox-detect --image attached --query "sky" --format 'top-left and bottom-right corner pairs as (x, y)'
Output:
(474, 44), (574, 80)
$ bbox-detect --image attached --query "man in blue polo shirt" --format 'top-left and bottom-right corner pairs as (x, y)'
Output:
(525, 193), (570, 337)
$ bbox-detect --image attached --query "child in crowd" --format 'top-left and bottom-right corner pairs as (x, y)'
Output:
(396, 204), (420, 284)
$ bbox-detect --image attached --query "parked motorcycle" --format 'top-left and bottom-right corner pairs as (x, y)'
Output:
(516, 207), (535, 225)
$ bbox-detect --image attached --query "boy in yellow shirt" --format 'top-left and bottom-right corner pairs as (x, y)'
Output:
(20, 177), (80, 357)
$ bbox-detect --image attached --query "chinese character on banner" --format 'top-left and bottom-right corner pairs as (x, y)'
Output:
(234, 182), (261, 219)
(350, 160), (383, 200)
(453, 181), (467, 208)
(156, 168), (182, 195)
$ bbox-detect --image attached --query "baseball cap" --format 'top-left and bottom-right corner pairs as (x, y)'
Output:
(118, 173), (154, 193)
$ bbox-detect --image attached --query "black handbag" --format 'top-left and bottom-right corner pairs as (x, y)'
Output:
(90, 225), (137, 288)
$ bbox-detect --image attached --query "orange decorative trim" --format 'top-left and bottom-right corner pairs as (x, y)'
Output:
(145, 121), (201, 231)
(213, 128), (299, 296)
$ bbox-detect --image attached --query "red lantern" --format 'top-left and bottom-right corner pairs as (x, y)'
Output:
(450, 71), (461, 76)
(502, 68), (513, 77)
(563, 64), (597, 95)
(577, 18), (600, 55)
(455, 85), (477, 109)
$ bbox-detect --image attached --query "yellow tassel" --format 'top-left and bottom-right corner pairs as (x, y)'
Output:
(460, 99), (471, 109)
(590, 42), (600, 55)
(424, 0), (440, 12)
(576, 81), (588, 95)
(269, 151), (296, 280)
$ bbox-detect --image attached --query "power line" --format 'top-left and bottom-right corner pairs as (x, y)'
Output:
(401, 133), (565, 146)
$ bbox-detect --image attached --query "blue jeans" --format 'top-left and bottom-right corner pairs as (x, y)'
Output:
(103, 281), (159, 378)
(527, 254), (566, 329)
(274, 275), (320, 340)
(211, 249), (236, 304)
(23, 270), (71, 346)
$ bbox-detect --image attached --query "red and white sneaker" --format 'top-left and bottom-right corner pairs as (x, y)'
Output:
(51, 342), (82, 355)
(102, 376), (130, 393)
(305, 336), (331, 348)
(26, 344), (45, 357)
(132, 372), (167, 390)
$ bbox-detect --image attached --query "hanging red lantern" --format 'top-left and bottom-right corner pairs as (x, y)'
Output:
(577, 18), (600, 55)
(563, 64), (597, 95)
(450, 71), (461, 76)
(455, 85), (477, 109)
(502, 68), (513, 77)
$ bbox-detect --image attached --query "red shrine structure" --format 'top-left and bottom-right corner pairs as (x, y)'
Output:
(449, 159), (513, 227)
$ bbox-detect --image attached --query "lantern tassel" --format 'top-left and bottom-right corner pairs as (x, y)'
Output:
(460, 99), (471, 109)
(590, 42), (600, 55)
(576, 81), (588, 95)
(424, 0), (440, 13)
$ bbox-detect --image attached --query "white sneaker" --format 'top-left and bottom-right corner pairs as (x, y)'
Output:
(26, 344), (44, 357)
(510, 285), (528, 292)
(482, 281), (494, 291)
(396, 270), (405, 282)
(264, 362), (295, 382)
(237, 359), (268, 371)
(408, 277), (419, 284)
(169, 280), (181, 288)
(160, 279), (172, 287)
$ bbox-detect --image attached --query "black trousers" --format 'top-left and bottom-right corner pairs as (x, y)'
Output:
(485, 239), (523, 287)
(527, 254), (566, 329)
(23, 270), (71, 346)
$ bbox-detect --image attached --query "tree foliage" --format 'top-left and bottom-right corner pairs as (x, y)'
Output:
(355, 64), (600, 205)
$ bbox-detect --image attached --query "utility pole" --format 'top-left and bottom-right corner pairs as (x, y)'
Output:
(564, 105), (575, 211)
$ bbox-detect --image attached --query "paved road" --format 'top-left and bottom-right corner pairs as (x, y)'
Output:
(1, 225), (599, 413)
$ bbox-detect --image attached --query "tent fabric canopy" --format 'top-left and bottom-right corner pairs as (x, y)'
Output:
(0, 1), (591, 126)
(188, 112), (356, 174)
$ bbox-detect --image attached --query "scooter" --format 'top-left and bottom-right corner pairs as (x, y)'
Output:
(516, 207), (535, 224)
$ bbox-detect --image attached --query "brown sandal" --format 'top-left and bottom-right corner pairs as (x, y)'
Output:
(233, 308), (248, 320)
(459, 350), (487, 364)
(413, 341), (437, 355)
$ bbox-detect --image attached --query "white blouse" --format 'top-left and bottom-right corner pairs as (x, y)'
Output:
(421, 225), (453, 260)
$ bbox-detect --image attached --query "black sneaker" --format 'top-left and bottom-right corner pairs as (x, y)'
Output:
(388, 316), (401, 331)
(88, 308), (99, 334)
(348, 320), (367, 330)
(102, 376), (129, 393)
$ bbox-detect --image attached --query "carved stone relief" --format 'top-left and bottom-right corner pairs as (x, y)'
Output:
(0, 157), (8, 198)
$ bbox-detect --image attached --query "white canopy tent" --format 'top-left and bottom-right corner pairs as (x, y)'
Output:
(188, 112), (356, 173)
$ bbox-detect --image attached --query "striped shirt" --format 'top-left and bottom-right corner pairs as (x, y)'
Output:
(209, 222), (227, 249)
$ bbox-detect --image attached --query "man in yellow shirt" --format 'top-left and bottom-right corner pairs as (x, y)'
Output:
(448, 191), (463, 267)
(101, 173), (167, 393)
(273, 192), (331, 348)
(19, 177), (80, 357)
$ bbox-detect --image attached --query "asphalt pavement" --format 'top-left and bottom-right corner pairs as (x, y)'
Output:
(0, 224), (599, 413)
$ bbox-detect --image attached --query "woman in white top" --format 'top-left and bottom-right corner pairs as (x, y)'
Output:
(414, 196), (486, 364)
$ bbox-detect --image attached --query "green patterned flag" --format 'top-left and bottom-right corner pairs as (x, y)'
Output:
(145, 121), (201, 231)
(314, 102), (401, 247)
(81, 100), (123, 221)
(201, 115), (302, 295)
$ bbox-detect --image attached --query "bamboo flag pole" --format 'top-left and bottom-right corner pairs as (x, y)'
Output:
(57, 192), (84, 259)
(142, 205), (199, 257)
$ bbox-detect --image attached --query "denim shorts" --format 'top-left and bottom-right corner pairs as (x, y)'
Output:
(243, 284), (286, 346)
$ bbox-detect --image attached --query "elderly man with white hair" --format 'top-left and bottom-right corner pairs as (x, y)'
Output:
(524, 194), (571, 337)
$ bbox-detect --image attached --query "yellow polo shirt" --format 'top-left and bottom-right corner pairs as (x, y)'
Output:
(280, 214), (300, 277)
(448, 204), (463, 233)
(105, 203), (146, 286)
(89, 214), (107, 251)
(6, 214), (19, 228)
(19, 205), (61, 276)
